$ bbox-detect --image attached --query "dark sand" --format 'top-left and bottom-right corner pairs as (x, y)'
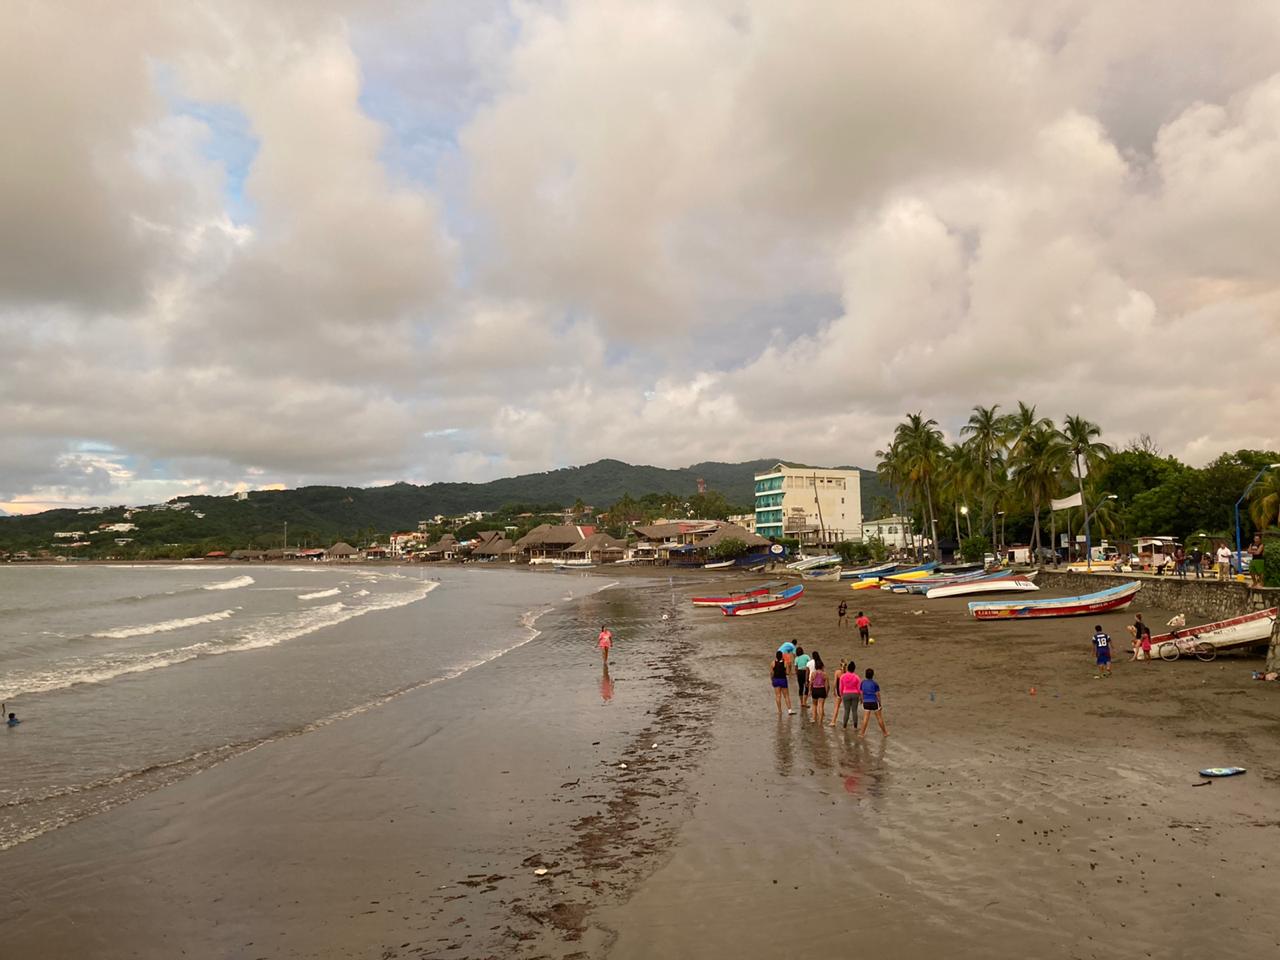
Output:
(3, 570), (1279, 958)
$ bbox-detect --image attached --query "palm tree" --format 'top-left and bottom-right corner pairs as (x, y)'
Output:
(875, 439), (916, 556)
(893, 413), (946, 561)
(1008, 402), (1053, 460)
(1063, 414), (1112, 564)
(961, 404), (1012, 552)
(1009, 425), (1069, 556)
(1249, 471), (1280, 530)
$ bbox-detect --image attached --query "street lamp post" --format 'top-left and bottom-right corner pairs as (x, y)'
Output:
(960, 505), (972, 539)
(996, 511), (1006, 558)
(1083, 495), (1118, 572)
(1235, 463), (1280, 577)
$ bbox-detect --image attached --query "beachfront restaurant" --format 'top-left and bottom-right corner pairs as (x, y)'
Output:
(560, 532), (627, 564)
(510, 524), (597, 562)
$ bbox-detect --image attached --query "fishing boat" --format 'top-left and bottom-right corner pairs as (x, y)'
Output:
(881, 562), (940, 582)
(691, 581), (787, 608)
(968, 581), (1140, 620)
(891, 569), (1006, 595)
(722, 583), (804, 617)
(926, 574), (1040, 600)
(555, 561), (596, 571)
(786, 554), (842, 571)
(802, 566), (843, 581)
(702, 559), (736, 569)
(1147, 607), (1277, 659)
(838, 561), (897, 580)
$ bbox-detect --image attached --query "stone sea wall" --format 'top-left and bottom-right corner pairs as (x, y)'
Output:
(1034, 570), (1278, 623)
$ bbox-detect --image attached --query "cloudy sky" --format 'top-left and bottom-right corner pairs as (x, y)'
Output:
(3, 1), (1278, 513)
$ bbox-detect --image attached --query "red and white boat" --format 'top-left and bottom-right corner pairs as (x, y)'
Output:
(1147, 607), (1277, 658)
(926, 575), (1040, 600)
(968, 581), (1140, 620)
(691, 580), (786, 608)
(721, 584), (804, 617)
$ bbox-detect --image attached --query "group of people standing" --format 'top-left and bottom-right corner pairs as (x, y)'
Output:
(770, 641), (888, 738)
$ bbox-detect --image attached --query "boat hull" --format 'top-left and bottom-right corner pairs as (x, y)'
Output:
(926, 576), (1040, 600)
(691, 581), (786, 607)
(968, 582), (1140, 620)
(838, 561), (897, 580)
(722, 584), (805, 616)
(1148, 607), (1277, 657)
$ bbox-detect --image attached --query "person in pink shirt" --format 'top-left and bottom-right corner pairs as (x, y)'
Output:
(832, 659), (861, 729)
(597, 625), (613, 665)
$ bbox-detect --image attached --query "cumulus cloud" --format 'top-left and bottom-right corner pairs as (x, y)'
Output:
(1, 0), (1277, 513)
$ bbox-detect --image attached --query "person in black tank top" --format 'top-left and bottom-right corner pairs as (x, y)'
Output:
(770, 651), (795, 716)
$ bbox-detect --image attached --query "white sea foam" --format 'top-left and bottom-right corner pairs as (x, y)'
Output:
(298, 587), (341, 600)
(91, 609), (237, 640)
(1, 582), (438, 700)
(203, 575), (254, 591)
(353, 589), (370, 597)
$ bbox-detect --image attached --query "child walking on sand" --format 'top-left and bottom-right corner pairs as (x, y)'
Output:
(771, 651), (796, 716)
(597, 625), (612, 665)
(808, 654), (828, 724)
(857, 667), (887, 737)
(1092, 625), (1112, 677)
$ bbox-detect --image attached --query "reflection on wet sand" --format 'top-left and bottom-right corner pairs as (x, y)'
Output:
(600, 665), (614, 702)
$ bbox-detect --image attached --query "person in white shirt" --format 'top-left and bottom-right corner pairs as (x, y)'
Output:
(1215, 544), (1232, 581)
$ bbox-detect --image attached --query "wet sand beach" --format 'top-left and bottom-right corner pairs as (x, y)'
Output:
(2, 570), (1279, 958)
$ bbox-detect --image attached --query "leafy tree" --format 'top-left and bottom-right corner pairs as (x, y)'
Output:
(709, 538), (748, 560)
(960, 536), (992, 563)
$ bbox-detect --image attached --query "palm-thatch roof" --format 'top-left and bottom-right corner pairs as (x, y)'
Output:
(473, 537), (513, 557)
(690, 523), (771, 550)
(513, 524), (594, 548)
(329, 541), (357, 557)
(562, 532), (627, 556)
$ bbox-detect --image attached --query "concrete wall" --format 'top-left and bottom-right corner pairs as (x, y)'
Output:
(1035, 570), (1276, 623)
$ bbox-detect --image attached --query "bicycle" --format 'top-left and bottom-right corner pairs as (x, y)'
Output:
(1157, 633), (1217, 662)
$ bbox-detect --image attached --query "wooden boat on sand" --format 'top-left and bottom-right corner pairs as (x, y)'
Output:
(1147, 607), (1277, 659)
(926, 574), (1040, 600)
(968, 581), (1140, 620)
(691, 581), (786, 608)
(722, 583), (804, 617)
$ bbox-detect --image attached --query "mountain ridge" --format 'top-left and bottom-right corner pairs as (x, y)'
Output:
(0, 458), (892, 552)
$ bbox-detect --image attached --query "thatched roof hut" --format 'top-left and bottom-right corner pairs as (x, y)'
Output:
(329, 541), (357, 558)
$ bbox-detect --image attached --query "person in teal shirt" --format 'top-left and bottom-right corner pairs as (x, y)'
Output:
(793, 646), (811, 711)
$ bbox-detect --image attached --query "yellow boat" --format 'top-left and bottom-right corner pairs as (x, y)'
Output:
(852, 569), (934, 590)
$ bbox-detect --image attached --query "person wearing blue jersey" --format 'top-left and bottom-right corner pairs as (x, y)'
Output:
(1092, 625), (1113, 677)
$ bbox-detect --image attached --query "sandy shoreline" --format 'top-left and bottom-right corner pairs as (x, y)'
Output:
(2, 573), (1278, 958)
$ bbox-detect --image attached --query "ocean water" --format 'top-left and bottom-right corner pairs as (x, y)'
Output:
(0, 563), (616, 849)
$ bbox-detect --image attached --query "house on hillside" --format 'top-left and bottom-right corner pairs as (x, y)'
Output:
(561, 532), (627, 564)
(511, 524), (595, 562)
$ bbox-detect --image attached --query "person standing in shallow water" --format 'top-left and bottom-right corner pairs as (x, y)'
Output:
(833, 659), (861, 729)
(793, 645), (811, 713)
(770, 651), (795, 716)
(857, 668), (887, 738)
(808, 653), (828, 724)
(597, 625), (612, 665)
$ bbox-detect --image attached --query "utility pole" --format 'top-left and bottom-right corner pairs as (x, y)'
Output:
(283, 521), (288, 552)
(811, 472), (827, 547)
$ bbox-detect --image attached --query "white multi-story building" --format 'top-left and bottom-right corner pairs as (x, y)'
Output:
(753, 463), (861, 544)
(861, 515), (914, 549)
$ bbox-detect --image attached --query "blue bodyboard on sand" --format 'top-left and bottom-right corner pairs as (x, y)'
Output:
(1198, 767), (1246, 778)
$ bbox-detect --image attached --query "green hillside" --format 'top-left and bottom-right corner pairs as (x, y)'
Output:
(0, 458), (891, 557)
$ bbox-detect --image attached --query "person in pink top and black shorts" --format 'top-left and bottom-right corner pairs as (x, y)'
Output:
(597, 625), (612, 665)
